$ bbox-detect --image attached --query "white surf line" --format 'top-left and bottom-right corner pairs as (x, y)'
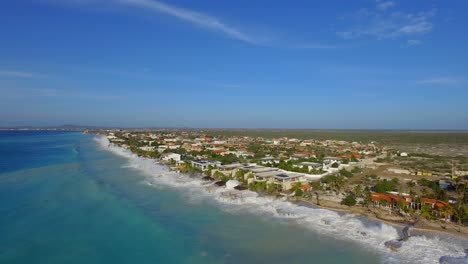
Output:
(93, 136), (466, 264)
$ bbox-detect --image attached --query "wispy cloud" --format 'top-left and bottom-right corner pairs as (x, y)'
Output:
(0, 70), (47, 79)
(1, 86), (121, 100)
(337, 1), (435, 40)
(376, 0), (396, 11)
(103, 0), (265, 45)
(417, 77), (464, 85)
(404, 39), (422, 47)
(56, 0), (348, 50)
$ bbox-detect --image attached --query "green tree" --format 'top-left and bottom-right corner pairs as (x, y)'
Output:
(341, 195), (357, 207)
(294, 188), (304, 197)
(374, 179), (397, 193)
(235, 170), (245, 180)
(421, 205), (434, 220)
(363, 187), (372, 208)
(351, 167), (362, 174)
(354, 184), (363, 198)
(339, 169), (353, 178)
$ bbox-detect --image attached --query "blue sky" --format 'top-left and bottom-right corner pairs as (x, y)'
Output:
(1, 0), (467, 129)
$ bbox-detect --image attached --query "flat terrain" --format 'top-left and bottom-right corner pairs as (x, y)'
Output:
(206, 129), (468, 144)
(205, 129), (468, 157)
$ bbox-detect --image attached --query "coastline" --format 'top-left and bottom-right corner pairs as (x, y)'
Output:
(292, 198), (468, 241)
(95, 135), (468, 263)
(102, 134), (468, 241)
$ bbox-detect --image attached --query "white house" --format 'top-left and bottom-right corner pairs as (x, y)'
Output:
(139, 146), (155, 152)
(157, 145), (168, 153)
(260, 156), (280, 165)
(324, 157), (342, 164)
(293, 162), (322, 171)
(161, 153), (181, 162)
(191, 160), (221, 171)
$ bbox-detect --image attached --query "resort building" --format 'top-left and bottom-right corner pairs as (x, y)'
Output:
(161, 153), (182, 162)
(240, 164), (308, 190)
(191, 160), (221, 171)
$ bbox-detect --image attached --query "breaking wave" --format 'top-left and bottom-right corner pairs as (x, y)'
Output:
(94, 136), (467, 264)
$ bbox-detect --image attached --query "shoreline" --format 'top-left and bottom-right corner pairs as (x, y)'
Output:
(292, 197), (468, 241)
(99, 135), (468, 246)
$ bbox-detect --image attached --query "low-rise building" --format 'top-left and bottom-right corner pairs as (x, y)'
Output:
(324, 157), (342, 164)
(260, 156), (280, 165)
(161, 153), (182, 162)
(139, 146), (155, 151)
(293, 162), (322, 171)
(191, 160), (221, 171)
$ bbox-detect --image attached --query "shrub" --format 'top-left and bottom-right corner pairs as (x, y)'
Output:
(374, 179), (397, 193)
(294, 189), (304, 197)
(341, 195), (357, 207)
(339, 169), (354, 178)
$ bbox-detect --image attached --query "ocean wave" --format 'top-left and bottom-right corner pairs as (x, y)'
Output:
(93, 136), (467, 264)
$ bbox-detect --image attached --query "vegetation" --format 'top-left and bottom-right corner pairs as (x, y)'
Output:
(350, 167), (362, 174)
(207, 129), (468, 144)
(341, 195), (357, 207)
(339, 168), (354, 178)
(373, 179), (399, 193)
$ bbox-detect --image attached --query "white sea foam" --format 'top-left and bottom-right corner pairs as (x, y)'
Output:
(94, 136), (467, 264)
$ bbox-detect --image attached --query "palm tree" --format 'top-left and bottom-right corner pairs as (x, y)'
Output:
(363, 187), (372, 208)
(440, 205), (453, 223)
(452, 204), (465, 226)
(333, 176), (346, 196)
(354, 184), (363, 198)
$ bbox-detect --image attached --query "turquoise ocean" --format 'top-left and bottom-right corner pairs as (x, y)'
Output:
(0, 131), (466, 264)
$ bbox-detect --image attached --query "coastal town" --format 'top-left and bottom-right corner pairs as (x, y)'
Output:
(91, 129), (468, 238)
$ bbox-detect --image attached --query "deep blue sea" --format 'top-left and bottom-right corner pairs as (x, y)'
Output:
(0, 131), (465, 264)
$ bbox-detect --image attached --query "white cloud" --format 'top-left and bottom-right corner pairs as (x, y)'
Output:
(417, 77), (463, 85)
(0, 70), (47, 78)
(109, 0), (264, 45)
(337, 5), (435, 40)
(376, 0), (395, 11)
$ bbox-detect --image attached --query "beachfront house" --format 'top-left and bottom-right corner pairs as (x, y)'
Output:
(241, 165), (308, 190)
(255, 171), (307, 190)
(371, 192), (451, 218)
(216, 163), (245, 176)
(191, 160), (221, 171)
(161, 153), (182, 162)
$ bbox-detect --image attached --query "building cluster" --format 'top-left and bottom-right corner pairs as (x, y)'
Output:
(103, 130), (380, 191)
(97, 130), (466, 223)
(105, 131), (377, 162)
